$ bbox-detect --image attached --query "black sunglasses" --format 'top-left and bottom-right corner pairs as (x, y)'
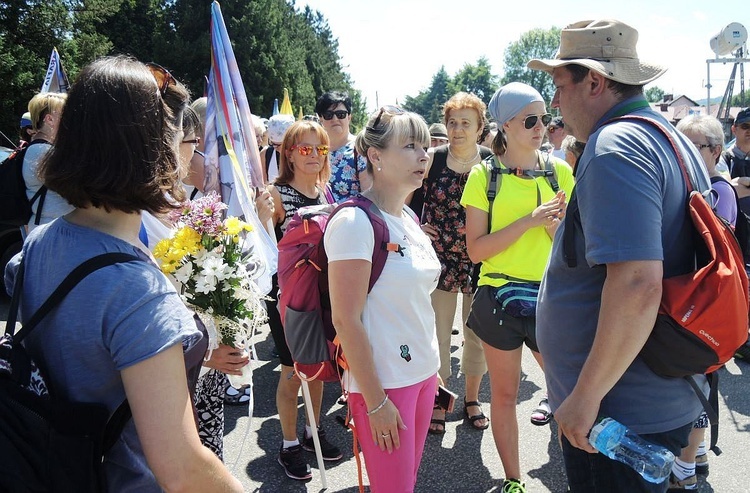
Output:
(367, 105), (405, 133)
(321, 110), (349, 120)
(523, 113), (552, 130)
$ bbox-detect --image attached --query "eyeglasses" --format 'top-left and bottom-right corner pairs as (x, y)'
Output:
(523, 113), (552, 130)
(270, 141), (282, 148)
(290, 144), (329, 156)
(321, 110), (349, 120)
(691, 142), (713, 150)
(182, 137), (200, 145)
(367, 105), (405, 133)
(739, 123), (750, 131)
(146, 62), (176, 96)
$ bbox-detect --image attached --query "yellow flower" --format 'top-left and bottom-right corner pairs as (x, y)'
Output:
(172, 227), (202, 255)
(153, 238), (172, 260)
(225, 216), (254, 236)
(161, 259), (178, 274)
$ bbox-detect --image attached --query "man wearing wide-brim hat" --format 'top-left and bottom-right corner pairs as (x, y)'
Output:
(529, 19), (712, 493)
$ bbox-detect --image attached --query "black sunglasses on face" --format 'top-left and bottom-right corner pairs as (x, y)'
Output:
(321, 110), (349, 120)
(523, 113), (552, 130)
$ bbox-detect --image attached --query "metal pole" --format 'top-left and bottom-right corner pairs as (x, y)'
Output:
(299, 377), (328, 489)
(707, 61), (712, 115)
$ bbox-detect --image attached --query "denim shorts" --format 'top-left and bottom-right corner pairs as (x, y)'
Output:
(466, 285), (539, 352)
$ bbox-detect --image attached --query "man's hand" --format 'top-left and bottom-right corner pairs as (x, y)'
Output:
(554, 391), (599, 453)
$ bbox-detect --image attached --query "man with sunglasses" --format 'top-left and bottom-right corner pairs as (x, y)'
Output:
(529, 20), (711, 492)
(315, 91), (371, 202)
(546, 116), (568, 160)
(721, 107), (750, 363)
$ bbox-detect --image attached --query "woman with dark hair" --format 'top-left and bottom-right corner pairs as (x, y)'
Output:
(326, 107), (441, 492)
(5, 56), (243, 492)
(462, 82), (574, 493)
(315, 91), (371, 201)
(266, 120), (342, 481)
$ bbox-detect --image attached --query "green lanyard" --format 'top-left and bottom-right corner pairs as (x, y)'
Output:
(606, 99), (651, 120)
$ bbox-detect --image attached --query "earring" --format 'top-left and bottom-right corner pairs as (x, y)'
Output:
(377, 166), (382, 171)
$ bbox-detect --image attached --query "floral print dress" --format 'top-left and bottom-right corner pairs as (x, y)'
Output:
(328, 140), (368, 202)
(422, 165), (474, 294)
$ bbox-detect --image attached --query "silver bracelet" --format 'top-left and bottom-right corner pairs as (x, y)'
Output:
(366, 394), (389, 416)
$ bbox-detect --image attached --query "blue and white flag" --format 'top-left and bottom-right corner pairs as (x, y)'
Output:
(41, 47), (70, 93)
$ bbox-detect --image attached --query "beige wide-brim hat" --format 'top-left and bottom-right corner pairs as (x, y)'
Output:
(527, 19), (667, 86)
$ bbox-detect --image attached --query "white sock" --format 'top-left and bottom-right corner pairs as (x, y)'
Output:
(672, 457), (695, 480)
(282, 439), (299, 449)
(305, 425), (314, 438)
(696, 441), (707, 457)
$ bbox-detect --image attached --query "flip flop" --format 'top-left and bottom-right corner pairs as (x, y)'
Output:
(464, 399), (489, 430)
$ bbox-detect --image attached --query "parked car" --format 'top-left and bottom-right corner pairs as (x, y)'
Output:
(0, 146), (23, 296)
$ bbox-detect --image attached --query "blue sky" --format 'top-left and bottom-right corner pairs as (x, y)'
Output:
(300, 0), (748, 112)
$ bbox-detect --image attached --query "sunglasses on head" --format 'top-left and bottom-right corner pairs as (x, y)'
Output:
(523, 113), (552, 130)
(146, 62), (176, 96)
(367, 105), (405, 133)
(321, 110), (349, 120)
(290, 144), (329, 156)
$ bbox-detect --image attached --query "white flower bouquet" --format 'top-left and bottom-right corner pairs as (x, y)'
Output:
(153, 192), (267, 386)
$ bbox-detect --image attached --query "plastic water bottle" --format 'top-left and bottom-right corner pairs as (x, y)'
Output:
(588, 417), (675, 484)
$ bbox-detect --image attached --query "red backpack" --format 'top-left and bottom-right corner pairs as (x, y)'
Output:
(277, 196), (402, 382)
(563, 116), (749, 377)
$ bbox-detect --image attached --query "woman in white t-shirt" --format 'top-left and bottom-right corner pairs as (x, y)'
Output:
(325, 106), (441, 492)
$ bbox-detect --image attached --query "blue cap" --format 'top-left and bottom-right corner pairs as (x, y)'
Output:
(20, 112), (32, 128)
(736, 108), (750, 125)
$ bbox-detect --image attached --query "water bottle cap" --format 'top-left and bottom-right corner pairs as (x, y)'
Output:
(588, 417), (615, 446)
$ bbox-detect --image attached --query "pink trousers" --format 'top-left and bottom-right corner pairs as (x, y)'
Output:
(348, 374), (437, 493)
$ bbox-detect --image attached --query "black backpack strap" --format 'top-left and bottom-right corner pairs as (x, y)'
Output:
(264, 146), (275, 175)
(686, 373), (721, 455)
(7, 252), (139, 454)
(7, 252), (140, 342)
(562, 188), (581, 268)
(103, 399), (132, 454)
(189, 187), (199, 200)
(31, 185), (47, 225)
(540, 151), (560, 192)
(484, 155), (502, 235)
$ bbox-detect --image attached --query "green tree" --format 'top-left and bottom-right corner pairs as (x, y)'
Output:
(0, 0), (72, 144)
(0, 0), (357, 140)
(645, 86), (665, 103)
(403, 66), (454, 124)
(453, 57), (498, 105)
(501, 27), (561, 105)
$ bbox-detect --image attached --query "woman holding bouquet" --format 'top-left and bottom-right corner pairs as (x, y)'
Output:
(267, 120), (342, 481)
(325, 107), (441, 492)
(5, 56), (243, 492)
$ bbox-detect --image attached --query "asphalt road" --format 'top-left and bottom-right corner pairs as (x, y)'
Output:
(224, 314), (750, 493)
(3, 299), (749, 492)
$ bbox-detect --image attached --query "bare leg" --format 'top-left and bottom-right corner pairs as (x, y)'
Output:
(484, 342), (523, 480)
(276, 364), (302, 441)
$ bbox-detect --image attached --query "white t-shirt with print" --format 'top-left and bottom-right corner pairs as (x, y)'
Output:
(324, 206), (441, 393)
